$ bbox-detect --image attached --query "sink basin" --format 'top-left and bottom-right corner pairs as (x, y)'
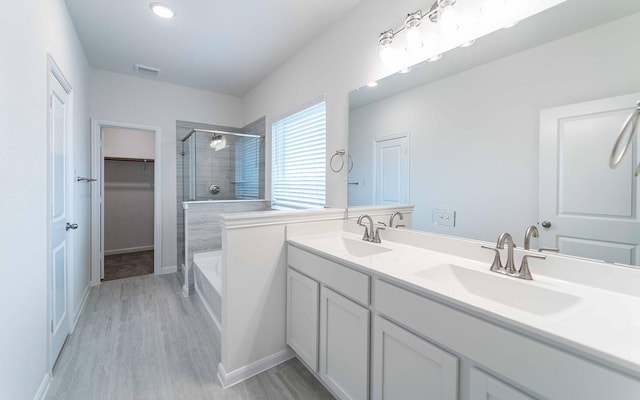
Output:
(415, 264), (581, 315)
(339, 237), (392, 257)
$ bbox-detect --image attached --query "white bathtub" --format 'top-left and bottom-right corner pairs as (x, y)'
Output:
(193, 251), (222, 333)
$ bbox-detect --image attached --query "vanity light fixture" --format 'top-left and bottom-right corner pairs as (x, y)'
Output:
(377, 0), (520, 70)
(377, 0), (462, 69)
(150, 2), (175, 19)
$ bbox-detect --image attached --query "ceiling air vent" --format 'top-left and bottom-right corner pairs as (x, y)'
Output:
(134, 64), (161, 78)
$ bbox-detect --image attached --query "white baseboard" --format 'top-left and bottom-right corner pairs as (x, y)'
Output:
(104, 245), (154, 256)
(216, 349), (294, 389)
(158, 265), (177, 275)
(70, 284), (91, 333)
(33, 374), (50, 400)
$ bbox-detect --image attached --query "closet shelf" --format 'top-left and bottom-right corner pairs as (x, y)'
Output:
(105, 157), (155, 163)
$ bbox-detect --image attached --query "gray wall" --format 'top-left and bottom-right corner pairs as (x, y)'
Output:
(104, 160), (155, 253)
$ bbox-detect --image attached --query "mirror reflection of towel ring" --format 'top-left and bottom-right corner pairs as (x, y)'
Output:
(610, 101), (640, 176)
(347, 154), (354, 173)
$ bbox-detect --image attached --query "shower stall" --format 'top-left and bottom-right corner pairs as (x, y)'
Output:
(178, 126), (269, 313)
(181, 128), (265, 201)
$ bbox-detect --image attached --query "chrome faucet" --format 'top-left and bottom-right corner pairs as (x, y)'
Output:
(357, 214), (385, 243)
(524, 225), (538, 250)
(357, 214), (373, 241)
(481, 232), (547, 280)
(389, 212), (405, 228)
(497, 233), (517, 274)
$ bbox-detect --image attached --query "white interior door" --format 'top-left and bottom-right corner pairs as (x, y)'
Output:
(49, 69), (73, 365)
(374, 134), (409, 205)
(539, 93), (640, 266)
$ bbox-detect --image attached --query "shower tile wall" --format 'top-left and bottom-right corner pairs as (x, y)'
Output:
(176, 117), (266, 283)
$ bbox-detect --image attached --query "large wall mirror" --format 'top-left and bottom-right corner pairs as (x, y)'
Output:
(348, 0), (640, 267)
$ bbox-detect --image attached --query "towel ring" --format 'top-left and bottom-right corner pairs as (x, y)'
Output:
(347, 154), (354, 173)
(330, 150), (346, 172)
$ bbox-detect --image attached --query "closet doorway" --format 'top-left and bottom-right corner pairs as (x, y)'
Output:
(91, 121), (162, 284)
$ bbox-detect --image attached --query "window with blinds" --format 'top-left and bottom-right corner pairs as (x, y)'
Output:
(272, 100), (326, 209)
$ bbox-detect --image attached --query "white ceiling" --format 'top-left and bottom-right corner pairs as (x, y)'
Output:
(64, 0), (364, 96)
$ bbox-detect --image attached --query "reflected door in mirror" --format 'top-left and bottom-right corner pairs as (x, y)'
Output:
(375, 134), (409, 205)
(539, 93), (640, 265)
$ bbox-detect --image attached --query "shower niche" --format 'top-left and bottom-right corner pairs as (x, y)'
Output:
(181, 129), (265, 201)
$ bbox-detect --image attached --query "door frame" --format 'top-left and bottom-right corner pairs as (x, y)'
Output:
(372, 132), (411, 205)
(47, 55), (74, 371)
(90, 119), (162, 286)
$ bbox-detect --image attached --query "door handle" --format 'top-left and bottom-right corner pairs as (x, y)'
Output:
(540, 221), (552, 228)
(66, 223), (78, 231)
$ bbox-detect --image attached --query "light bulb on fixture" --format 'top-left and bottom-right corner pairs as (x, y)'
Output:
(378, 31), (397, 66)
(366, 81), (378, 88)
(437, 0), (459, 36)
(404, 11), (423, 53)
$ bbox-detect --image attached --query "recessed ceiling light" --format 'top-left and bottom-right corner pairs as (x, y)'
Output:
(366, 81), (378, 88)
(150, 3), (175, 19)
(399, 67), (412, 74)
(427, 54), (443, 62)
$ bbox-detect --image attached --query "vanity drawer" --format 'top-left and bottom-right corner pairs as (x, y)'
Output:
(374, 279), (640, 400)
(288, 245), (370, 305)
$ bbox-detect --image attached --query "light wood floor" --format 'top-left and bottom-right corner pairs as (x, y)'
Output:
(46, 273), (334, 400)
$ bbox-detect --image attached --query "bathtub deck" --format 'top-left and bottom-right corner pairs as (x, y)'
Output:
(46, 273), (334, 400)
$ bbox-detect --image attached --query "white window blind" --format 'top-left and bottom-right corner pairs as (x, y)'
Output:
(272, 100), (326, 209)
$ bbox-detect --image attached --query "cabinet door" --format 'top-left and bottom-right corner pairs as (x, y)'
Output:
(287, 268), (319, 370)
(372, 316), (458, 400)
(470, 368), (534, 400)
(319, 286), (370, 400)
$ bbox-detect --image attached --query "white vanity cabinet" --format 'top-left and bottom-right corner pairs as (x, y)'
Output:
(286, 241), (640, 400)
(372, 316), (458, 400)
(469, 368), (533, 400)
(319, 286), (370, 400)
(286, 268), (319, 370)
(287, 245), (371, 400)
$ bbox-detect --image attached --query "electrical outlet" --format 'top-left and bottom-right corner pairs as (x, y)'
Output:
(432, 209), (455, 227)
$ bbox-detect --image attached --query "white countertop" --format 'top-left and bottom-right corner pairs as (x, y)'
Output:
(287, 229), (640, 378)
